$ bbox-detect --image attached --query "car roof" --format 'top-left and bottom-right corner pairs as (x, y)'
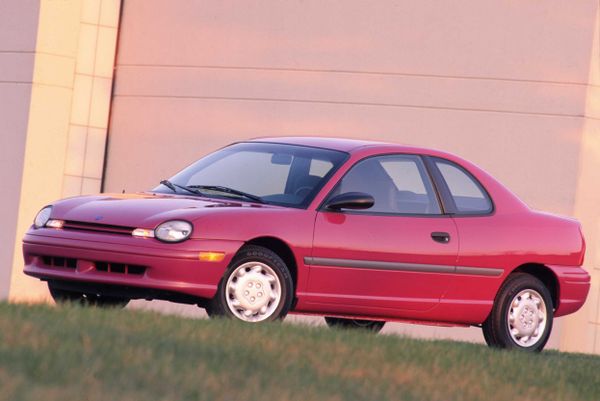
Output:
(248, 136), (440, 155)
(247, 136), (529, 214)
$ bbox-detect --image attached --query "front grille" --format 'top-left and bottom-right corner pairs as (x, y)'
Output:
(95, 261), (147, 276)
(39, 255), (147, 276)
(42, 256), (77, 269)
(62, 221), (135, 236)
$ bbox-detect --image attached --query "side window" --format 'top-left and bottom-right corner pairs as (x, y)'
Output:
(332, 155), (441, 215)
(434, 159), (493, 214)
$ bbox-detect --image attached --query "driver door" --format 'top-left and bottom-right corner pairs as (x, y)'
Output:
(306, 154), (458, 314)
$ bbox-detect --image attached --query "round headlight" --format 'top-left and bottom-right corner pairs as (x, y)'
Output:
(155, 220), (193, 243)
(34, 206), (52, 229)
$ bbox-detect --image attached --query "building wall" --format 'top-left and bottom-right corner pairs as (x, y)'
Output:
(104, 0), (600, 351)
(107, 0), (594, 220)
(567, 16), (600, 353)
(2, 0), (600, 353)
(0, 0), (40, 299)
(4, 0), (121, 301)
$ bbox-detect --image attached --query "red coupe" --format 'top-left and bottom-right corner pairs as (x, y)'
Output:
(23, 137), (590, 351)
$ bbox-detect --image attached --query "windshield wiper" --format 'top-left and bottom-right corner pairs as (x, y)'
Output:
(189, 185), (265, 204)
(159, 180), (205, 197)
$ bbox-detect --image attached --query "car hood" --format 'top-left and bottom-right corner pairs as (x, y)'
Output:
(50, 192), (274, 228)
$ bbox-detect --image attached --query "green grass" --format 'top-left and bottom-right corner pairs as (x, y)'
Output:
(0, 303), (599, 401)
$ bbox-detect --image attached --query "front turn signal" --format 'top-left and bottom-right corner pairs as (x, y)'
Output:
(199, 251), (225, 262)
(132, 228), (155, 239)
(46, 219), (65, 229)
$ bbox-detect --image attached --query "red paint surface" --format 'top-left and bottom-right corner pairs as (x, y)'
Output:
(23, 138), (590, 326)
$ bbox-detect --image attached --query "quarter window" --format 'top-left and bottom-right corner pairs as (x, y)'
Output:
(331, 155), (441, 215)
(434, 159), (492, 214)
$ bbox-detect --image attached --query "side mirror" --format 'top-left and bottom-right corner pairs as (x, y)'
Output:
(324, 192), (374, 211)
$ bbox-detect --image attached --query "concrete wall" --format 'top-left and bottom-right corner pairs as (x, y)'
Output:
(0, 0), (40, 298)
(566, 15), (600, 353)
(2, 0), (599, 353)
(104, 1), (600, 351)
(107, 1), (595, 219)
(6, 0), (121, 301)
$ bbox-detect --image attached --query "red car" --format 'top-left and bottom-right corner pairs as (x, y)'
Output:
(23, 137), (589, 351)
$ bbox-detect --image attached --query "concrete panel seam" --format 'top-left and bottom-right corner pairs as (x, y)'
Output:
(0, 81), (33, 85)
(37, 51), (76, 60)
(113, 94), (587, 120)
(33, 82), (73, 90)
(81, 21), (119, 30)
(116, 64), (594, 88)
(0, 50), (35, 55)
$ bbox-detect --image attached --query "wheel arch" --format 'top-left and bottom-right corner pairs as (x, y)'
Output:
(244, 236), (299, 293)
(511, 263), (559, 309)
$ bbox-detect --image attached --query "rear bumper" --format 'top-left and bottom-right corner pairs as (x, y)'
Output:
(23, 230), (243, 300)
(550, 264), (591, 317)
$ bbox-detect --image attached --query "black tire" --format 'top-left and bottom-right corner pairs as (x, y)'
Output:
(48, 284), (83, 303)
(325, 317), (386, 333)
(481, 317), (495, 346)
(482, 273), (553, 352)
(207, 245), (294, 322)
(48, 282), (129, 308)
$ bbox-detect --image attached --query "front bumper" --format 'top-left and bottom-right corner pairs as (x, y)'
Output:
(23, 229), (243, 300)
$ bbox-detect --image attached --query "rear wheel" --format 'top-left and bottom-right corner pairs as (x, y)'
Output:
(207, 245), (293, 322)
(482, 273), (553, 352)
(325, 317), (385, 333)
(48, 282), (129, 308)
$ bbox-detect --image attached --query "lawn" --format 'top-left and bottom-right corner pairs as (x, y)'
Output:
(0, 302), (598, 401)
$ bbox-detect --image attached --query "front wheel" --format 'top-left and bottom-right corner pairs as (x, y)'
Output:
(207, 245), (294, 322)
(325, 317), (386, 333)
(482, 273), (553, 352)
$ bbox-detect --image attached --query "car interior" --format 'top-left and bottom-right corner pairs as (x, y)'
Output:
(333, 157), (441, 215)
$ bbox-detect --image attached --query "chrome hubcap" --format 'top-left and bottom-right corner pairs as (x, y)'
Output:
(226, 261), (281, 322)
(507, 289), (547, 347)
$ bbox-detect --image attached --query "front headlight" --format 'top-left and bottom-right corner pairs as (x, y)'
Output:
(154, 220), (193, 243)
(34, 206), (52, 229)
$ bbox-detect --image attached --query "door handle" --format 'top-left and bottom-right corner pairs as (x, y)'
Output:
(431, 232), (450, 244)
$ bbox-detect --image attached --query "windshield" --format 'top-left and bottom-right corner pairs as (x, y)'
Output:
(153, 142), (348, 208)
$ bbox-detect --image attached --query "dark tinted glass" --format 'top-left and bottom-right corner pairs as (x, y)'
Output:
(435, 159), (492, 214)
(154, 142), (348, 208)
(330, 154), (441, 214)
